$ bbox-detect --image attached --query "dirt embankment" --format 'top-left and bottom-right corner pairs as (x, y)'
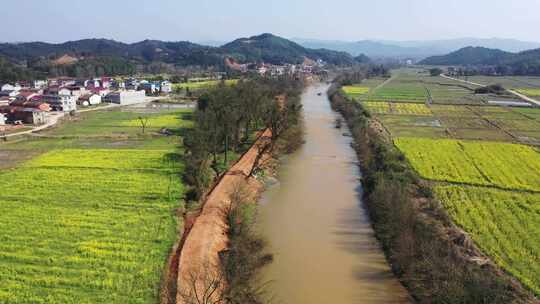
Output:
(174, 129), (272, 304)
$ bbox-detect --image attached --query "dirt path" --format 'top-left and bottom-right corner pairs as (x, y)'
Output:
(176, 129), (272, 304)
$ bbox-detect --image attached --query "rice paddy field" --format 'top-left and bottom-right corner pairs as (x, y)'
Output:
(0, 106), (192, 303)
(349, 68), (540, 297)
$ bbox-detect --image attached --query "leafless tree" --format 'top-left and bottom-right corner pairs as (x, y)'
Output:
(177, 263), (226, 304)
(138, 116), (149, 134)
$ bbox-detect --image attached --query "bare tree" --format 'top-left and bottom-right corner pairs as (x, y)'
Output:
(177, 264), (226, 304)
(138, 116), (149, 134)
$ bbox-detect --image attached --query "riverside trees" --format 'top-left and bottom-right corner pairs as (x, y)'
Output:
(183, 77), (303, 202)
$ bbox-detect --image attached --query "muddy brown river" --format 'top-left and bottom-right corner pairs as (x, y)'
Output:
(258, 83), (410, 303)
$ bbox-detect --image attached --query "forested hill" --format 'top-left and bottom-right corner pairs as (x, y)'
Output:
(0, 34), (367, 80)
(420, 47), (513, 65)
(220, 33), (358, 65)
(420, 46), (540, 75)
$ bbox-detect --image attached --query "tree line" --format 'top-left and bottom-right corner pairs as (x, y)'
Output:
(183, 76), (304, 203)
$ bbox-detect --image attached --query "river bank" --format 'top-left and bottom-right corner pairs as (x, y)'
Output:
(258, 83), (410, 303)
(327, 83), (537, 303)
(174, 129), (272, 304)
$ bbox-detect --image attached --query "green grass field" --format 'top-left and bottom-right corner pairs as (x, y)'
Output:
(0, 108), (192, 303)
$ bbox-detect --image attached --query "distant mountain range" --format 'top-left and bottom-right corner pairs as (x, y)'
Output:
(420, 46), (540, 75)
(293, 38), (540, 60)
(0, 34), (363, 68)
(0, 33), (370, 80)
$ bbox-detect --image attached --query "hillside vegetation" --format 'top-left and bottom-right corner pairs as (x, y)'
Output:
(0, 34), (367, 80)
(421, 46), (540, 75)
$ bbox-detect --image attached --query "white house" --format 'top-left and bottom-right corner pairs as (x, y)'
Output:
(66, 86), (86, 97)
(33, 80), (47, 89)
(58, 88), (71, 96)
(78, 94), (102, 106)
(161, 81), (173, 94)
(42, 94), (77, 112)
(1, 83), (21, 92)
(105, 90), (146, 105)
(0, 113), (6, 126)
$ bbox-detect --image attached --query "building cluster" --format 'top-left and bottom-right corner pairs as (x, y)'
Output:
(0, 77), (172, 127)
(251, 62), (325, 78)
(225, 56), (325, 78)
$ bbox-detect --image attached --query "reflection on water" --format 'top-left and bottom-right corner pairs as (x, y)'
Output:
(258, 83), (410, 304)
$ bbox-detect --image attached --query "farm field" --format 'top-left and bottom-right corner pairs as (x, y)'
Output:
(172, 79), (237, 91)
(342, 85), (370, 98)
(461, 76), (540, 89)
(365, 69), (524, 105)
(394, 137), (540, 192)
(360, 101), (540, 144)
(342, 77), (386, 100)
(0, 107), (192, 303)
(351, 68), (540, 298)
(436, 185), (540, 295)
(516, 88), (540, 97)
(394, 136), (540, 296)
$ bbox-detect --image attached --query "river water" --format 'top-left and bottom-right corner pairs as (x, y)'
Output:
(258, 83), (410, 304)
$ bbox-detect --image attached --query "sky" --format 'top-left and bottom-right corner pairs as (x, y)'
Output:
(2, 0), (540, 43)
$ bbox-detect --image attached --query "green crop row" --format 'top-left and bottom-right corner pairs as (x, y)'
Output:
(436, 185), (540, 296)
(0, 148), (184, 304)
(395, 137), (540, 192)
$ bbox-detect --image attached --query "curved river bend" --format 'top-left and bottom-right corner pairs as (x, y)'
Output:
(258, 83), (410, 304)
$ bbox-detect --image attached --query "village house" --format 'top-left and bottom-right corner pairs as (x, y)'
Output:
(140, 81), (160, 94)
(41, 95), (77, 112)
(49, 77), (76, 87)
(13, 108), (48, 125)
(0, 90), (19, 98)
(0, 106), (47, 125)
(101, 77), (111, 88)
(1, 83), (22, 92)
(16, 90), (39, 102)
(77, 94), (101, 106)
(84, 79), (101, 88)
(161, 81), (172, 94)
(104, 90), (145, 105)
(9, 100), (51, 112)
(111, 79), (126, 89)
(65, 85), (86, 97)
(91, 87), (110, 97)
(0, 97), (10, 106)
(33, 80), (47, 89)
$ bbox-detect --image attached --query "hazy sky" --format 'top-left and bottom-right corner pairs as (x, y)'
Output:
(2, 0), (539, 43)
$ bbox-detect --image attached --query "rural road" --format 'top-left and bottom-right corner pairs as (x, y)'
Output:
(1, 96), (167, 139)
(441, 74), (540, 107)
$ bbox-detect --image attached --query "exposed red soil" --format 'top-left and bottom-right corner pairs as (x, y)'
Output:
(175, 129), (272, 304)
